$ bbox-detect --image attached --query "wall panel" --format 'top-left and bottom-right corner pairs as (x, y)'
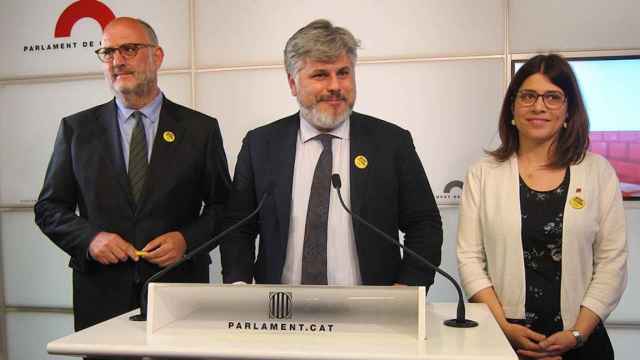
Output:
(6, 312), (74, 360)
(607, 207), (640, 322)
(195, 67), (297, 172)
(356, 59), (503, 199)
(510, 0), (640, 52)
(195, 0), (504, 68)
(607, 327), (639, 360)
(0, 78), (111, 205)
(1, 212), (72, 308)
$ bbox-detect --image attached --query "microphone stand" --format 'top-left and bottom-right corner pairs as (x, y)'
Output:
(130, 192), (268, 321)
(331, 174), (477, 328)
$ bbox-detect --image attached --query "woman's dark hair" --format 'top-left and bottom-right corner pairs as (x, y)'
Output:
(488, 54), (590, 167)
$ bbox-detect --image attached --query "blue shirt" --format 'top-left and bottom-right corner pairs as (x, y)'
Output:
(115, 92), (163, 170)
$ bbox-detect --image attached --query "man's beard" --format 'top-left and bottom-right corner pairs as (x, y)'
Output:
(109, 60), (157, 100)
(111, 72), (156, 99)
(299, 99), (353, 131)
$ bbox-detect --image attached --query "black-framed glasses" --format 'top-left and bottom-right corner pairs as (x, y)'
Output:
(515, 90), (567, 109)
(94, 43), (156, 63)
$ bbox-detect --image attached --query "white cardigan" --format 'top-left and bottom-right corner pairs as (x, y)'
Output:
(457, 152), (628, 328)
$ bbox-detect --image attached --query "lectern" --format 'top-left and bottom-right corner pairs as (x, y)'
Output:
(47, 284), (517, 359)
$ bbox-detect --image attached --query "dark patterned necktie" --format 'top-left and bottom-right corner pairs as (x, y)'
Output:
(301, 134), (333, 285)
(128, 111), (148, 205)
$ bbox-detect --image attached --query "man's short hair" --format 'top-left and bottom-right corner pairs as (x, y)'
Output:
(284, 19), (360, 77)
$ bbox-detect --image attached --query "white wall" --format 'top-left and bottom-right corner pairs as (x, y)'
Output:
(0, 1), (638, 359)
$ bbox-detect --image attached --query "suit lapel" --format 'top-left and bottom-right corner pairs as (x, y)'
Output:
(349, 112), (372, 219)
(137, 98), (185, 212)
(99, 99), (136, 210)
(272, 114), (299, 250)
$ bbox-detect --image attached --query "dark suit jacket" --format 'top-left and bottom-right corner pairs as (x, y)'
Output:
(34, 97), (231, 330)
(220, 112), (442, 286)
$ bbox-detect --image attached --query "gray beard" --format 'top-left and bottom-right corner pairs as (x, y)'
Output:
(112, 77), (154, 99)
(299, 103), (352, 131)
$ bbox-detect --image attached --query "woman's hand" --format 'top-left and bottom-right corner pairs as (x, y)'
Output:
(516, 329), (576, 359)
(502, 322), (546, 352)
(539, 330), (577, 353)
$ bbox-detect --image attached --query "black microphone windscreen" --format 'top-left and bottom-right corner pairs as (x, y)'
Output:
(331, 174), (342, 189)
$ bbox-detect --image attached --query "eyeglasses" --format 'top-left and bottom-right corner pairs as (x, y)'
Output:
(515, 90), (567, 109)
(94, 43), (156, 63)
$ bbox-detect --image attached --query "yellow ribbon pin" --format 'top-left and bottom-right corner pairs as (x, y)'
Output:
(569, 196), (585, 209)
(354, 155), (368, 169)
(163, 131), (175, 143)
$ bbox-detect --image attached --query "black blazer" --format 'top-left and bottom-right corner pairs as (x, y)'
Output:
(220, 112), (442, 286)
(34, 97), (231, 330)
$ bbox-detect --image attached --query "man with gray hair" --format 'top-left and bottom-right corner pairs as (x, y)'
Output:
(221, 19), (442, 288)
(35, 17), (231, 334)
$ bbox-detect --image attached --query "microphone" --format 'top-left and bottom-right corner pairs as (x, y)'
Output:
(130, 191), (270, 321)
(331, 174), (477, 328)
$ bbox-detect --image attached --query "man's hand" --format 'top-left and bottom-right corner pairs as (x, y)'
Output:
(89, 232), (139, 265)
(142, 231), (187, 267)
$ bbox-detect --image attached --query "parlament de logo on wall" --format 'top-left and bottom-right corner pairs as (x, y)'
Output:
(435, 179), (464, 205)
(55, 0), (115, 38)
(23, 0), (115, 53)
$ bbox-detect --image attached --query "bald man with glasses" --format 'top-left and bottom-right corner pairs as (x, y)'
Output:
(35, 17), (231, 333)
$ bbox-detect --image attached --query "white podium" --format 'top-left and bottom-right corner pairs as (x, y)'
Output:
(47, 285), (516, 359)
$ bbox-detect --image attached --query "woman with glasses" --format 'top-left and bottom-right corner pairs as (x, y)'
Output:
(457, 54), (627, 360)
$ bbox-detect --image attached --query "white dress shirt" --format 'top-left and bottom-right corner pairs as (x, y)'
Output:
(281, 115), (362, 285)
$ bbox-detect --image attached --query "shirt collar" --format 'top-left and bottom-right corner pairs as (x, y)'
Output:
(299, 112), (350, 143)
(115, 91), (164, 123)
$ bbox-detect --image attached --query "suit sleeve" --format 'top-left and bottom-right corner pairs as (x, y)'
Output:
(34, 118), (99, 272)
(396, 131), (443, 286)
(219, 133), (259, 283)
(179, 119), (231, 251)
